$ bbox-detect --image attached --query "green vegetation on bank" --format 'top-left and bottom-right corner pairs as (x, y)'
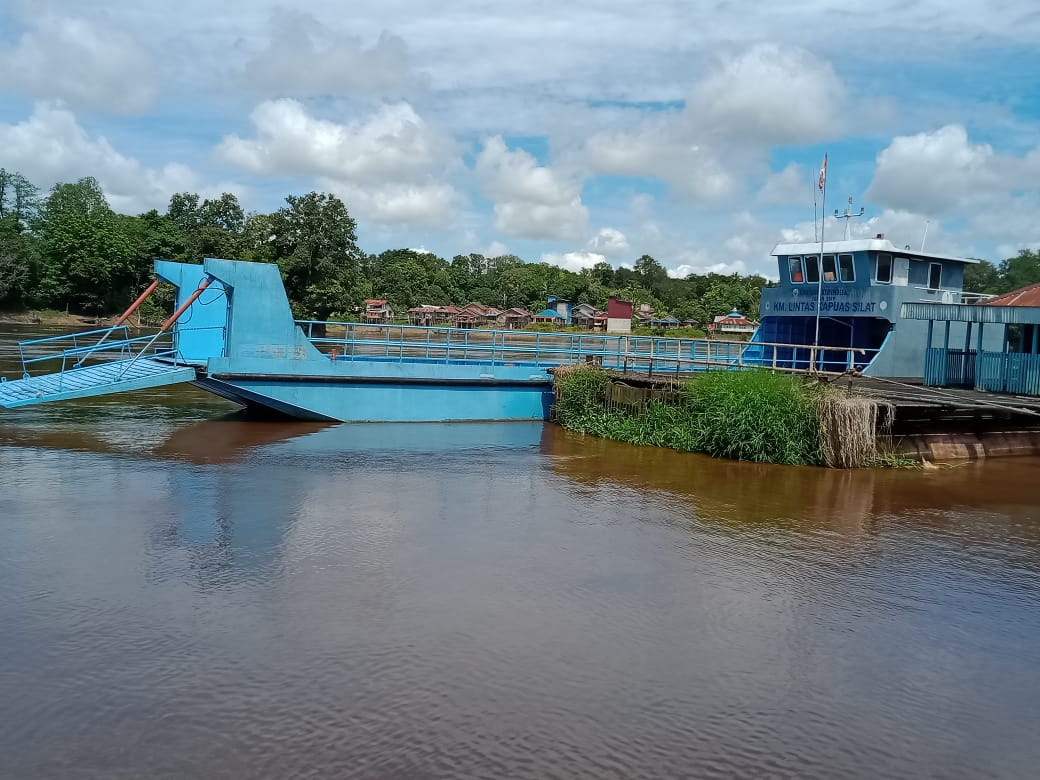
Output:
(553, 365), (902, 468)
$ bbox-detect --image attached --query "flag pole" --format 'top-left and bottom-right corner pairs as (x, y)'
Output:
(813, 168), (818, 243)
(812, 154), (827, 373)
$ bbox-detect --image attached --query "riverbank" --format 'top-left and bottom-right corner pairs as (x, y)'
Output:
(0, 309), (100, 327)
(551, 365), (1040, 467)
(551, 365), (906, 469)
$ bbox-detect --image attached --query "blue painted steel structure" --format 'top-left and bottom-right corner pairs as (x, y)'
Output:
(0, 256), (918, 420)
(907, 301), (1040, 396)
(754, 237), (1001, 377)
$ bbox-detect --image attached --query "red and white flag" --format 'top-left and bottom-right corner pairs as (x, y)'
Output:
(818, 154), (828, 191)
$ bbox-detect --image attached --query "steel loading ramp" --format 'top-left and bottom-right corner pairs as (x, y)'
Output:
(0, 358), (196, 409)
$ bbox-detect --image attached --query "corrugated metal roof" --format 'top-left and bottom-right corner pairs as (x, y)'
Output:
(901, 302), (1040, 324)
(985, 283), (1040, 307)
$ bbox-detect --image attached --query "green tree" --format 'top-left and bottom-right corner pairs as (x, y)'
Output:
(36, 178), (135, 313)
(634, 254), (669, 297)
(0, 169), (41, 307)
(261, 192), (365, 319)
(166, 191), (246, 262)
(370, 249), (431, 309)
(962, 259), (1000, 294)
(591, 261), (615, 287)
(997, 250), (1040, 293)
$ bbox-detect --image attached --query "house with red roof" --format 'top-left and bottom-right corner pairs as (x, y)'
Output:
(707, 310), (759, 338)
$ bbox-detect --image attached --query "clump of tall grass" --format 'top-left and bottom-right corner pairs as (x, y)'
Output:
(553, 366), (826, 465)
(683, 370), (823, 465)
(552, 365), (903, 468)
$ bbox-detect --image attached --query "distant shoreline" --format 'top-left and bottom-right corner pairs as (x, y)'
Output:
(0, 310), (111, 327)
(0, 312), (94, 326)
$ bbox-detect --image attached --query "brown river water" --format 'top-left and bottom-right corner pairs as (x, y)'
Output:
(1, 326), (1039, 779)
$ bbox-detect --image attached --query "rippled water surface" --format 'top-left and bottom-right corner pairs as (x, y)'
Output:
(2, 326), (1039, 779)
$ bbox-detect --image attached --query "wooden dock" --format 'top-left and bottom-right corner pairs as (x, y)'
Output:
(836, 376), (1040, 434)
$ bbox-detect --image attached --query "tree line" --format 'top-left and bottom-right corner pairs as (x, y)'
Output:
(4, 168), (1036, 326)
(0, 170), (774, 327)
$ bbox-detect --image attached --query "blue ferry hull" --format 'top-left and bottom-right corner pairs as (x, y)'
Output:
(194, 360), (553, 423)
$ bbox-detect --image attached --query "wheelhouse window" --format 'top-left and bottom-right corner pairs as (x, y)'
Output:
(788, 256), (804, 283)
(838, 253), (855, 282)
(876, 253), (892, 284)
(928, 262), (942, 290)
(822, 254), (837, 282)
(804, 254), (820, 284)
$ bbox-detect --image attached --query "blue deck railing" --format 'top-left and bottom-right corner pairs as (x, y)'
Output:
(295, 321), (878, 377)
(9, 325), (223, 390)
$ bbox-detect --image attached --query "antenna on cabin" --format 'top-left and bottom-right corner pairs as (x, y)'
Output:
(921, 219), (930, 251)
(833, 195), (865, 240)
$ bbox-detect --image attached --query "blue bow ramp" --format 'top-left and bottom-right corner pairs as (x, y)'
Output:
(0, 357), (196, 409)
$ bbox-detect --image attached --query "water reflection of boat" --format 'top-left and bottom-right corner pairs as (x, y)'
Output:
(0, 412), (546, 466)
(156, 416), (330, 464)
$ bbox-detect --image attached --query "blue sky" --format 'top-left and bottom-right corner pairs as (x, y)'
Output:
(2, 0), (1039, 278)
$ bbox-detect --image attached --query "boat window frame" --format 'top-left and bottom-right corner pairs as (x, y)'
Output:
(928, 262), (942, 290)
(838, 253), (855, 283)
(876, 253), (892, 284)
(788, 256), (804, 284)
(804, 254), (820, 284)
(822, 254), (838, 283)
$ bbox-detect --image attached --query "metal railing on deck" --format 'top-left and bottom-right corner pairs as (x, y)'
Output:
(12, 325), (222, 389)
(295, 321), (879, 377)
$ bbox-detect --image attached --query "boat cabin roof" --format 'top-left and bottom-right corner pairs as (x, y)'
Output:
(771, 238), (978, 265)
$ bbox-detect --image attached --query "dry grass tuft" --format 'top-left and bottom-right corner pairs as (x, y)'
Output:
(815, 393), (893, 468)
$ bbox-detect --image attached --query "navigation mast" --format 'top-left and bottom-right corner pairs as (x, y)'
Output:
(834, 196), (865, 240)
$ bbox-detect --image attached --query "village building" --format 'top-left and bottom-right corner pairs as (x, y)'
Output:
(532, 308), (565, 326)
(497, 307), (534, 329)
(570, 302), (598, 328)
(707, 310), (759, 338)
(363, 299), (394, 323)
(606, 296), (633, 334)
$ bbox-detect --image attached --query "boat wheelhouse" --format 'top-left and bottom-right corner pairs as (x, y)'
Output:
(752, 235), (998, 377)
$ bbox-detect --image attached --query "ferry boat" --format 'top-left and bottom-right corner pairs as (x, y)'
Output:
(748, 233), (998, 377)
(0, 236), (995, 421)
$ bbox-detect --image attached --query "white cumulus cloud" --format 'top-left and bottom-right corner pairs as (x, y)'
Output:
(0, 103), (201, 213)
(582, 124), (735, 202)
(587, 227), (630, 256)
(218, 99), (457, 182)
(243, 11), (425, 97)
(866, 124), (1033, 215)
(540, 251), (606, 272)
(476, 136), (588, 240)
(320, 180), (460, 227)
(689, 43), (846, 145)
(758, 163), (811, 205)
(217, 99), (461, 226)
(0, 15), (156, 113)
